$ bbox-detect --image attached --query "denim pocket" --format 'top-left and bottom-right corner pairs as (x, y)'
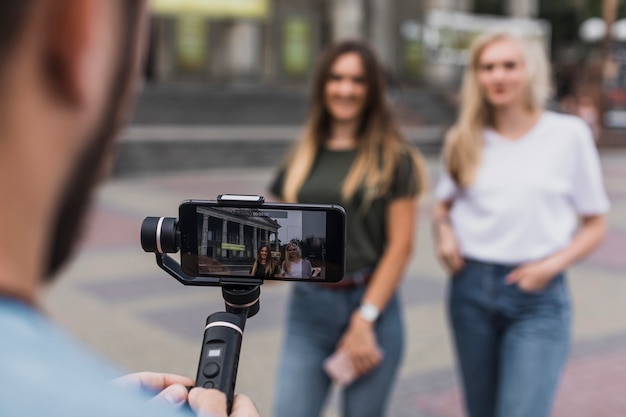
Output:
(514, 272), (565, 296)
(509, 273), (570, 320)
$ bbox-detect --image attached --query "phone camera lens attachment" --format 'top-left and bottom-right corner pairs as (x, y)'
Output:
(141, 217), (179, 253)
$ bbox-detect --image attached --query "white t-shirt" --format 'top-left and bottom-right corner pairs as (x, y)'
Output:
(283, 259), (302, 278)
(435, 111), (610, 264)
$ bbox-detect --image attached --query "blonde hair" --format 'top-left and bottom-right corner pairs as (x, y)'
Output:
(445, 30), (552, 187)
(282, 242), (302, 274)
(281, 40), (427, 207)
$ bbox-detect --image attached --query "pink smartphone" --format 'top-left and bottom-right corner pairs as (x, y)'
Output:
(323, 349), (358, 386)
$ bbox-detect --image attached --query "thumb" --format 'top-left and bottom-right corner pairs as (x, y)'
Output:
(188, 387), (228, 417)
(506, 267), (523, 285)
(151, 383), (189, 408)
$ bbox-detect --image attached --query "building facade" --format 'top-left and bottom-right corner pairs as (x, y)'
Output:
(147, 0), (620, 89)
(197, 207), (281, 262)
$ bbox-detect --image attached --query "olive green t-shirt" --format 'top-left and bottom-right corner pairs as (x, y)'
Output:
(269, 147), (420, 274)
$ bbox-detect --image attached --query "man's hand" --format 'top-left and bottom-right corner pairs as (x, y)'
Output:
(114, 372), (261, 416)
(113, 372), (193, 407)
(188, 389), (260, 417)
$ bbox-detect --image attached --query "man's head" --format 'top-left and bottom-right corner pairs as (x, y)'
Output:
(0, 0), (148, 302)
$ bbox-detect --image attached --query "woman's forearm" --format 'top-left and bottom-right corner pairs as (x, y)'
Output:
(431, 199), (464, 273)
(432, 200), (452, 222)
(549, 214), (607, 272)
(361, 198), (417, 311)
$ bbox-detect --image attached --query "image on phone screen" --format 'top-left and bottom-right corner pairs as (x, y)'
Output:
(179, 201), (345, 282)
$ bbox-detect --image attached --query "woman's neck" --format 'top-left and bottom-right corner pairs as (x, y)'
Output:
(326, 120), (358, 150)
(491, 104), (542, 140)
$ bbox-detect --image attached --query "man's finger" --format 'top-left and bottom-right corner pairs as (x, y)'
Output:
(115, 372), (194, 392)
(230, 394), (261, 417)
(150, 384), (188, 408)
(188, 387), (228, 417)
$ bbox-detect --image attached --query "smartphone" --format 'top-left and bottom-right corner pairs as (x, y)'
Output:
(323, 349), (358, 387)
(178, 199), (346, 282)
(324, 346), (384, 387)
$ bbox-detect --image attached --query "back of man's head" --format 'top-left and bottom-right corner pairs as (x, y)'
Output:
(0, 0), (147, 304)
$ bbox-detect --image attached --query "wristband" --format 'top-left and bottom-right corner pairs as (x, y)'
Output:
(358, 303), (380, 323)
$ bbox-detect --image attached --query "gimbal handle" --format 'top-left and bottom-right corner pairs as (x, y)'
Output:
(145, 195), (268, 413)
(196, 311), (245, 414)
(153, 253), (261, 414)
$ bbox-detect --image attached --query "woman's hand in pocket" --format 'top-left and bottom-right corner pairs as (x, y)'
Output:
(506, 258), (561, 293)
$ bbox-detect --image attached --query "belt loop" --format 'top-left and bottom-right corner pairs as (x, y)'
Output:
(353, 272), (366, 285)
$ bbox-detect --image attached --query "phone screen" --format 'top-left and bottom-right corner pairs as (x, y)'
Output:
(179, 201), (346, 282)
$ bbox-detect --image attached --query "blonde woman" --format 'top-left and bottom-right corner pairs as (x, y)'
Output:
(433, 31), (609, 417)
(282, 242), (313, 279)
(269, 40), (427, 417)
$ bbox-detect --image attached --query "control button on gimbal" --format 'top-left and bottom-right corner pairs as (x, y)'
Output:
(203, 381), (215, 389)
(202, 362), (220, 378)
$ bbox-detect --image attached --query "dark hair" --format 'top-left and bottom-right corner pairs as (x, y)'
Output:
(308, 39), (391, 144)
(0, 2), (34, 65)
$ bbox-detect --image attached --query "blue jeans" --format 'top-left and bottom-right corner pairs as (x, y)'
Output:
(448, 259), (572, 417)
(273, 282), (404, 417)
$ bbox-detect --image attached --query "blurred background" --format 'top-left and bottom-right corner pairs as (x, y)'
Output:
(46, 1), (626, 417)
(116, 0), (626, 177)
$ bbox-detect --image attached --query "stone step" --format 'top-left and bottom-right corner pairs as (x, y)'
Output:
(113, 125), (445, 177)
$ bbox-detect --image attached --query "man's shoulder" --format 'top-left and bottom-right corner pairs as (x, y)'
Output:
(0, 299), (118, 393)
(0, 299), (184, 417)
(0, 299), (106, 366)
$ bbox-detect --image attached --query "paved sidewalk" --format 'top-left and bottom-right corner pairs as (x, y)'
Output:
(45, 149), (626, 416)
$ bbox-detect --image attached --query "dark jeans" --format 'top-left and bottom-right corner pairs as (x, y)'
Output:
(448, 259), (571, 417)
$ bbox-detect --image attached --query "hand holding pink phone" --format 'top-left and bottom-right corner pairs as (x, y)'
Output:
(323, 349), (357, 386)
(323, 346), (384, 386)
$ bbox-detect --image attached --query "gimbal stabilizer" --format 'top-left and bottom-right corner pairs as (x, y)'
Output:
(140, 196), (267, 413)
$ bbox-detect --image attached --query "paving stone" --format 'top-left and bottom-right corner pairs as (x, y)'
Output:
(45, 150), (626, 417)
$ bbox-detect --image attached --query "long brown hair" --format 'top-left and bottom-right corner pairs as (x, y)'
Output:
(250, 245), (276, 276)
(281, 40), (426, 207)
(445, 31), (552, 187)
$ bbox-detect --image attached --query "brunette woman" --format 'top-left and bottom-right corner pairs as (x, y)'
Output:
(269, 40), (427, 417)
(249, 244), (280, 279)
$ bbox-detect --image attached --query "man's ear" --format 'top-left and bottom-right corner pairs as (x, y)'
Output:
(43, 0), (101, 106)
